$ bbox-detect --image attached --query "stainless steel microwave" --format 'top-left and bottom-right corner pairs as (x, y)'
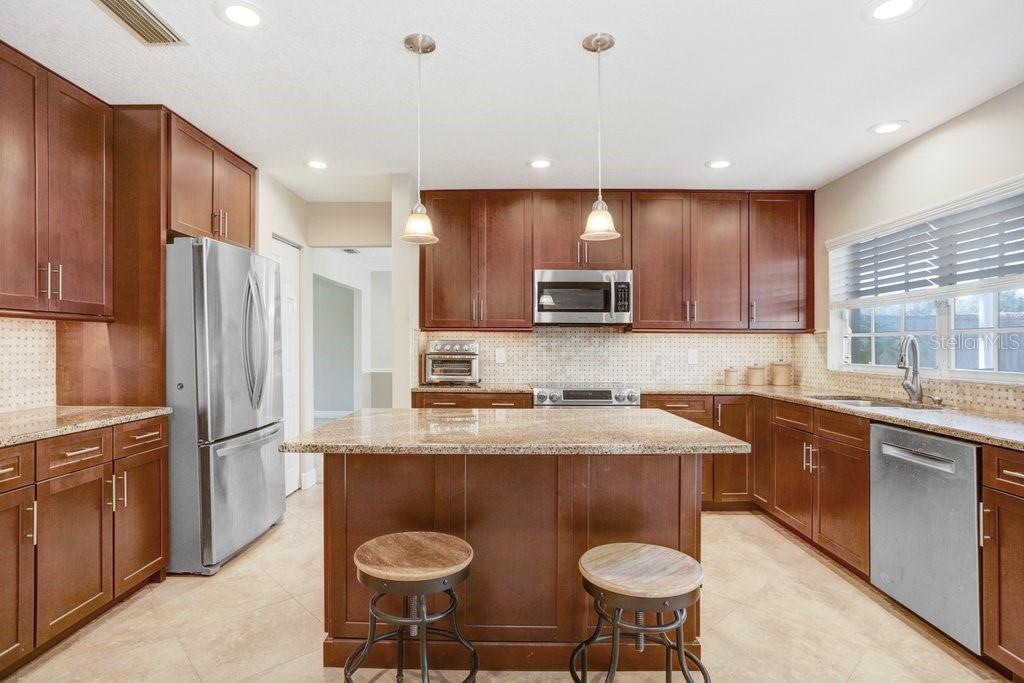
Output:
(533, 270), (632, 325)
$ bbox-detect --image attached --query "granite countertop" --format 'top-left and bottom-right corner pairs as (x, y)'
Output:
(280, 407), (751, 456)
(413, 383), (1024, 451)
(0, 405), (173, 448)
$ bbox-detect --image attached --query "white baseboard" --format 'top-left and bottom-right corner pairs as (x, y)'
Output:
(313, 410), (351, 419)
(300, 468), (318, 490)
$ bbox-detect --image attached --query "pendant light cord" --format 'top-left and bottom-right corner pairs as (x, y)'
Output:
(416, 46), (422, 205)
(596, 44), (603, 202)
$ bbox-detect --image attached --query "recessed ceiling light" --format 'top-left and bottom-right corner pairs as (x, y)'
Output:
(864, 0), (925, 23)
(529, 159), (552, 169)
(307, 160), (328, 170)
(214, 1), (265, 29)
(869, 121), (907, 134)
(705, 160), (731, 169)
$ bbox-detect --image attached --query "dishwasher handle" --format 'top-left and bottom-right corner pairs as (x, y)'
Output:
(880, 442), (956, 474)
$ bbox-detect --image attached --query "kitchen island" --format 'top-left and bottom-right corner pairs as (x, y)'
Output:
(280, 407), (749, 671)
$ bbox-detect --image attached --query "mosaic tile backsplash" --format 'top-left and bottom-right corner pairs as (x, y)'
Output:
(421, 328), (1024, 413)
(0, 318), (56, 411)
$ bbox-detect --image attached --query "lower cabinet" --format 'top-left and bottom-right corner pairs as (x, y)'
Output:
(771, 423), (814, 538)
(711, 396), (752, 503)
(982, 448), (1024, 678)
(751, 396), (773, 509)
(113, 447), (169, 597)
(412, 392), (533, 409)
(0, 486), (35, 671)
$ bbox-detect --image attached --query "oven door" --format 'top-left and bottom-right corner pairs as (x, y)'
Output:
(534, 269), (632, 325)
(424, 354), (480, 384)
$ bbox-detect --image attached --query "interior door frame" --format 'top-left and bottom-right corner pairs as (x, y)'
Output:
(270, 235), (303, 494)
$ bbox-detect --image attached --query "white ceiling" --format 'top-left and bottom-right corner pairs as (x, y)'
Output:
(3, 1), (1024, 202)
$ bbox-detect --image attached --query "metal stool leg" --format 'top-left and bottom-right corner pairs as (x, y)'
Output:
(605, 607), (624, 683)
(569, 606), (606, 683)
(657, 612), (671, 683)
(672, 609), (712, 683)
(344, 595), (380, 682)
(444, 590), (478, 682)
(417, 595), (430, 683)
(396, 622), (405, 683)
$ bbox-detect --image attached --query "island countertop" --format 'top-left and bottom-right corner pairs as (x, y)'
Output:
(279, 407), (750, 456)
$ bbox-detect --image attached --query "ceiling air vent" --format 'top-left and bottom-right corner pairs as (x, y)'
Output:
(95, 0), (185, 45)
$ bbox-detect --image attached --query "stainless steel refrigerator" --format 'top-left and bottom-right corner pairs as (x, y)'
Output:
(166, 237), (285, 574)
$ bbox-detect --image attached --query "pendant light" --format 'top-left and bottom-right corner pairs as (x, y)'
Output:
(580, 32), (619, 242)
(401, 33), (439, 245)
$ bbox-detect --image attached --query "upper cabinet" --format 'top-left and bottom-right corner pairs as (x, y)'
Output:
(169, 114), (256, 250)
(632, 191), (690, 329)
(421, 191), (533, 330)
(533, 190), (631, 270)
(0, 44), (113, 319)
(749, 192), (810, 330)
(689, 192), (749, 329)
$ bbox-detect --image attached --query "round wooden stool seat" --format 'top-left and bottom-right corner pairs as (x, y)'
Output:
(578, 542), (703, 599)
(354, 531), (473, 583)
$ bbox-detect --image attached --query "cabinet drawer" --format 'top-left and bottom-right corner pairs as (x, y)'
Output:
(641, 395), (713, 418)
(414, 392), (532, 409)
(36, 427), (113, 480)
(0, 442), (34, 494)
(113, 417), (168, 459)
(772, 400), (814, 433)
(813, 409), (870, 449)
(983, 446), (1024, 498)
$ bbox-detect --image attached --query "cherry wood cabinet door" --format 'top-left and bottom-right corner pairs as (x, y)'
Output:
(452, 454), (573, 642)
(46, 74), (113, 317)
(580, 191), (632, 269)
(215, 148), (255, 250)
(35, 462), (113, 645)
(982, 487), (1024, 677)
(689, 193), (748, 329)
(812, 436), (869, 575)
(113, 447), (168, 597)
(0, 44), (48, 313)
(751, 396), (773, 510)
(169, 114), (217, 239)
(712, 396), (752, 502)
(420, 192), (478, 329)
(749, 192), (808, 330)
(632, 192), (690, 329)
(533, 191), (582, 270)
(771, 424), (813, 538)
(477, 191), (533, 328)
(0, 485), (34, 671)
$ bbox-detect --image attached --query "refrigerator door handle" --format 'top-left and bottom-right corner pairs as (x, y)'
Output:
(250, 272), (269, 409)
(241, 273), (258, 409)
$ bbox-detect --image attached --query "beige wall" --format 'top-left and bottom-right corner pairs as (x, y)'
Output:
(814, 82), (1024, 330)
(306, 202), (391, 247)
(389, 174), (418, 407)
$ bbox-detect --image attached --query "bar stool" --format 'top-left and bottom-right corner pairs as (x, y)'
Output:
(569, 542), (711, 683)
(345, 531), (479, 683)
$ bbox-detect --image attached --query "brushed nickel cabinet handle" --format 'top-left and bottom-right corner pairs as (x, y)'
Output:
(684, 301), (690, 322)
(716, 403), (722, 427)
(222, 210), (228, 239)
(0, 466), (15, 475)
(65, 445), (101, 458)
(57, 264), (63, 301)
(132, 431), (161, 441)
(802, 443), (809, 471)
(665, 403), (690, 409)
(577, 241), (581, 265)
(751, 300), (757, 324)
(26, 502), (37, 545)
(212, 212), (221, 235)
(432, 401), (457, 407)
(1002, 469), (1024, 481)
(490, 402), (516, 407)
(585, 242), (589, 264)
(808, 445), (819, 473)
(107, 478), (117, 512)
(980, 503), (991, 547)
(40, 262), (52, 299)
(120, 472), (128, 507)
(693, 300), (698, 321)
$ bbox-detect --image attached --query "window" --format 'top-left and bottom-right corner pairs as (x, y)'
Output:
(828, 187), (1024, 381)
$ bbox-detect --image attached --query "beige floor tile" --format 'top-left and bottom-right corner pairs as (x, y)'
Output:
(18, 636), (199, 682)
(296, 587), (326, 622)
(245, 651), (342, 682)
(177, 598), (324, 681)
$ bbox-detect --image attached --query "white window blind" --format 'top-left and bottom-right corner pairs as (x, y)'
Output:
(830, 192), (1024, 307)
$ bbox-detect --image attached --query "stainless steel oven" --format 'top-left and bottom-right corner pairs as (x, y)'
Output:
(422, 340), (480, 385)
(534, 269), (632, 325)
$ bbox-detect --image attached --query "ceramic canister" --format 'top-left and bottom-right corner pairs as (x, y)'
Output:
(746, 365), (767, 386)
(770, 362), (794, 386)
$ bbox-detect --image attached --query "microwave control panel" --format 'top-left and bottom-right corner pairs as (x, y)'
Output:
(614, 282), (631, 312)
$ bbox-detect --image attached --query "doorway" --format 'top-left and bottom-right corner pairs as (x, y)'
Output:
(270, 236), (302, 495)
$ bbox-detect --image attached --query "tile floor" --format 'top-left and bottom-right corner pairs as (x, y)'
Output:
(7, 485), (1004, 682)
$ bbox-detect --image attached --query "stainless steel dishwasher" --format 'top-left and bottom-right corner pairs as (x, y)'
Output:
(870, 424), (981, 653)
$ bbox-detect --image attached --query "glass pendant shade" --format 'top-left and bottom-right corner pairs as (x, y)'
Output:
(581, 199), (619, 241)
(402, 202), (438, 244)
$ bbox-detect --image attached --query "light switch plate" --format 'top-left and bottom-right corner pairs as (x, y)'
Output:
(495, 348), (507, 364)
(687, 349), (698, 365)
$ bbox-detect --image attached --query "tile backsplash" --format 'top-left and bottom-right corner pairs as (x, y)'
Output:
(421, 328), (1024, 413)
(0, 317), (56, 411)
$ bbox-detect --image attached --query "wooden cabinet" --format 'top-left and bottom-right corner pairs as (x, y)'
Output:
(0, 43), (48, 314)
(632, 192), (690, 329)
(0, 443), (34, 494)
(982, 486), (1024, 677)
(420, 191), (533, 330)
(34, 462), (114, 645)
(712, 396), (752, 502)
(749, 193), (809, 330)
(812, 436), (869, 574)
(113, 447), (168, 597)
(689, 193), (748, 329)
(751, 396), (773, 510)
(533, 191), (631, 270)
(771, 423), (814, 538)
(412, 392), (532, 409)
(169, 113), (256, 250)
(0, 485), (34, 671)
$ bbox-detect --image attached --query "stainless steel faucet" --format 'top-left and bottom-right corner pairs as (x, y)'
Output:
(897, 335), (924, 403)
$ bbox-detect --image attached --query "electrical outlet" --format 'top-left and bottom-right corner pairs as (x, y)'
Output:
(495, 348), (507, 364)
(687, 349), (698, 365)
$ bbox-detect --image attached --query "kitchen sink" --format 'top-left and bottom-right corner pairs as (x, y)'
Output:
(807, 396), (942, 410)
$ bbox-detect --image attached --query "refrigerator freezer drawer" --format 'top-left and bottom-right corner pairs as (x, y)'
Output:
(200, 423), (285, 567)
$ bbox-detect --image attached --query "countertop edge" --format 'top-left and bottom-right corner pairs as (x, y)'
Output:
(0, 406), (173, 449)
(279, 444), (752, 456)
